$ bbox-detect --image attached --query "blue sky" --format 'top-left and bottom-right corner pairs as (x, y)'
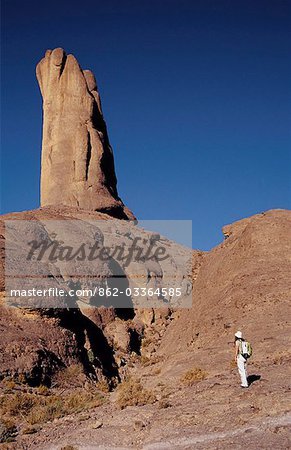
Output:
(1, 0), (290, 250)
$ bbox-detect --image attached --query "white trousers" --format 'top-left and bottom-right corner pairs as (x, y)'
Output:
(237, 354), (248, 387)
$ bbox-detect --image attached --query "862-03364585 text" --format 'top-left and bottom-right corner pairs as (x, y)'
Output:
(9, 287), (182, 298)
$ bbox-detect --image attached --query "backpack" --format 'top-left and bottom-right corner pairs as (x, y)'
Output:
(240, 340), (252, 359)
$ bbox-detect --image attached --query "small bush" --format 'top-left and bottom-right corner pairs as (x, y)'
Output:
(26, 397), (63, 424)
(158, 399), (171, 409)
(27, 390), (103, 424)
(53, 364), (86, 389)
(117, 377), (156, 409)
(0, 418), (18, 443)
(180, 368), (207, 386)
(2, 379), (16, 391)
(96, 380), (110, 393)
(0, 389), (104, 425)
(16, 374), (26, 384)
(140, 355), (162, 367)
(140, 355), (150, 366)
(2, 393), (35, 417)
(37, 385), (49, 396)
(141, 338), (153, 348)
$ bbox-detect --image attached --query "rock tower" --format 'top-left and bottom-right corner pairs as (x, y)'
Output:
(36, 48), (133, 219)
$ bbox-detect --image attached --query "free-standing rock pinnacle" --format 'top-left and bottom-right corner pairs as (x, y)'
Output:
(36, 48), (134, 219)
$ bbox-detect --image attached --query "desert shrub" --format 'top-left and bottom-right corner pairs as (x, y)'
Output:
(2, 379), (16, 391)
(0, 388), (104, 425)
(140, 355), (163, 367)
(26, 396), (63, 424)
(180, 367), (207, 386)
(16, 374), (26, 384)
(28, 390), (103, 424)
(0, 418), (18, 443)
(117, 377), (156, 409)
(158, 399), (171, 409)
(53, 364), (86, 389)
(96, 380), (110, 393)
(141, 337), (153, 348)
(37, 385), (49, 396)
(140, 355), (150, 366)
(1, 392), (35, 417)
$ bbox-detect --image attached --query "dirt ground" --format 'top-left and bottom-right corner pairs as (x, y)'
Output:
(11, 346), (291, 450)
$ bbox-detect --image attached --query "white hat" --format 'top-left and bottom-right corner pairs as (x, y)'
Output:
(235, 331), (242, 339)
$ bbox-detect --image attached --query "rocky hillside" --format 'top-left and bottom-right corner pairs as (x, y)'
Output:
(158, 208), (291, 378)
(0, 208), (290, 449)
(0, 205), (196, 387)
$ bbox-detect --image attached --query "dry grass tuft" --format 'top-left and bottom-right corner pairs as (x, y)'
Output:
(22, 425), (41, 435)
(0, 388), (104, 426)
(60, 446), (79, 450)
(158, 399), (171, 409)
(140, 355), (163, 367)
(36, 385), (49, 396)
(141, 337), (153, 348)
(52, 364), (86, 389)
(0, 418), (18, 443)
(96, 379), (110, 393)
(2, 379), (16, 391)
(61, 445), (78, 450)
(117, 377), (156, 409)
(180, 367), (207, 386)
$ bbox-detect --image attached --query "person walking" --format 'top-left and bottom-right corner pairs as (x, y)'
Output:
(234, 331), (248, 388)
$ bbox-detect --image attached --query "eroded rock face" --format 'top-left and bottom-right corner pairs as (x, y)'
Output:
(36, 48), (134, 219)
(159, 209), (291, 367)
(0, 206), (194, 384)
